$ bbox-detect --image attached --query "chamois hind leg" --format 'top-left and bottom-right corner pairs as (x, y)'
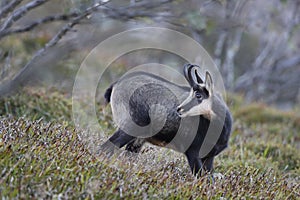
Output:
(101, 129), (136, 155)
(125, 138), (145, 153)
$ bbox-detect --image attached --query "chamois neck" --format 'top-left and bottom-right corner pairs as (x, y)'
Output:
(205, 93), (227, 121)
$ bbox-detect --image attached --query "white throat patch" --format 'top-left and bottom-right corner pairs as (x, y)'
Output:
(179, 98), (215, 119)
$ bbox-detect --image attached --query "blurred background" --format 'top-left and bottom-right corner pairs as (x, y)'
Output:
(1, 0), (300, 109)
(1, 2), (300, 198)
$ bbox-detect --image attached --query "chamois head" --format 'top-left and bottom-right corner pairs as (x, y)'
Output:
(177, 64), (215, 119)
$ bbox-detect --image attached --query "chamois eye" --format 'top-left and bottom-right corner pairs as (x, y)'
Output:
(194, 91), (203, 99)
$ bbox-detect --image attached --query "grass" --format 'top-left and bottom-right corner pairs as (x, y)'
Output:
(0, 88), (299, 199)
(0, 88), (72, 122)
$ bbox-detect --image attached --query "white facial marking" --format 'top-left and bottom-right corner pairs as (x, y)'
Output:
(179, 98), (215, 119)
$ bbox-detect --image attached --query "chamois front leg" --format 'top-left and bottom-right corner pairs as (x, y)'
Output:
(185, 150), (203, 177)
(202, 156), (216, 183)
(201, 156), (214, 173)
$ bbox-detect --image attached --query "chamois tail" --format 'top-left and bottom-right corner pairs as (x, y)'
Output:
(104, 84), (114, 104)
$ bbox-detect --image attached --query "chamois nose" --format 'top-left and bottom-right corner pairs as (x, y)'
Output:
(177, 106), (183, 114)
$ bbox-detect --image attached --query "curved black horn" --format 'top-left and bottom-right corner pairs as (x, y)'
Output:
(194, 68), (203, 84)
(183, 63), (192, 85)
(183, 64), (203, 88)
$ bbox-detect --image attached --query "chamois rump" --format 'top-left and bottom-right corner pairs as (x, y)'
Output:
(102, 64), (232, 176)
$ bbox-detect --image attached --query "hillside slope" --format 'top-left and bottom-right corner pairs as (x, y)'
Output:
(0, 88), (299, 199)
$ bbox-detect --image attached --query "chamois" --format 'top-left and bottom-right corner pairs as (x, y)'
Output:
(102, 64), (232, 176)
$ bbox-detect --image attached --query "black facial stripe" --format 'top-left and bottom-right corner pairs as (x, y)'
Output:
(202, 87), (209, 97)
(181, 98), (198, 112)
(193, 87), (209, 99)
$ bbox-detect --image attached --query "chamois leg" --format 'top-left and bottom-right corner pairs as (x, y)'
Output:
(202, 156), (216, 183)
(101, 129), (136, 155)
(125, 138), (145, 153)
(201, 156), (214, 173)
(185, 150), (203, 177)
(107, 129), (136, 148)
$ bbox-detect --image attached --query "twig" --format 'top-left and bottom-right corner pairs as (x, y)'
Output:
(0, 1), (110, 96)
(0, 0), (176, 96)
(43, 2), (109, 50)
(0, 0), (175, 39)
(0, 0), (51, 32)
(0, 11), (81, 38)
(274, 55), (300, 71)
(119, 0), (173, 10)
(0, 0), (23, 19)
(102, 0), (174, 20)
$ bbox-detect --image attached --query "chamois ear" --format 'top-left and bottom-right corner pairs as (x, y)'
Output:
(204, 71), (213, 95)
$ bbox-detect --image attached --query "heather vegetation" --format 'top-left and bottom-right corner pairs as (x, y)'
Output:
(0, 88), (299, 199)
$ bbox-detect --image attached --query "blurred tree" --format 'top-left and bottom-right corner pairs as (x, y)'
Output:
(0, 0), (299, 107)
(0, 0), (175, 96)
(181, 0), (300, 106)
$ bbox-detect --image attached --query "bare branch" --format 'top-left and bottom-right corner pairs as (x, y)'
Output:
(213, 31), (227, 67)
(0, 0), (51, 32)
(0, 1), (110, 96)
(102, 0), (174, 21)
(0, 0), (175, 39)
(0, 0), (23, 19)
(0, 11), (81, 38)
(1, 50), (12, 79)
(119, 0), (173, 10)
(223, 29), (242, 89)
(44, 2), (110, 50)
(235, 1), (300, 96)
(274, 55), (300, 71)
